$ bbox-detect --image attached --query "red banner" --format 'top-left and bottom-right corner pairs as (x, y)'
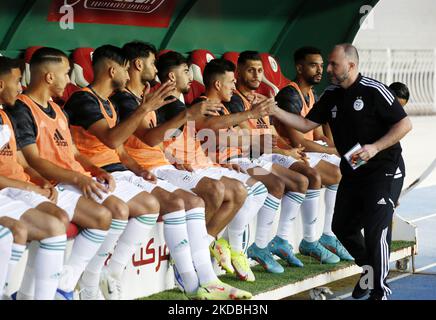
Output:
(47, 0), (176, 28)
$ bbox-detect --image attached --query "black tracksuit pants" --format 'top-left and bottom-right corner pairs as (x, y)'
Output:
(332, 176), (395, 299)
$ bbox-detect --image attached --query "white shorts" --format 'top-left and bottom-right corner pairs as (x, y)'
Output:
(152, 165), (207, 190)
(229, 157), (274, 173)
(192, 166), (251, 184)
(257, 153), (298, 171)
(0, 192), (33, 220)
(305, 152), (341, 168)
(110, 170), (165, 194)
(215, 167), (251, 184)
(119, 169), (179, 193)
(0, 187), (49, 208)
(56, 171), (151, 220)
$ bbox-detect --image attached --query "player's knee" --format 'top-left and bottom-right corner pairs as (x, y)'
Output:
(294, 174), (309, 193)
(232, 180), (248, 203)
(200, 178), (225, 205)
(142, 193), (160, 214)
(43, 214), (66, 237)
(268, 178), (285, 197)
(164, 196), (185, 213)
(209, 180), (225, 201)
(93, 205), (112, 230)
(183, 194), (205, 210)
(105, 197), (130, 221)
(10, 220), (28, 244)
(49, 205), (70, 230)
(308, 168), (322, 185)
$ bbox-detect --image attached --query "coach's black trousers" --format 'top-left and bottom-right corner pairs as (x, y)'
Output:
(332, 176), (395, 299)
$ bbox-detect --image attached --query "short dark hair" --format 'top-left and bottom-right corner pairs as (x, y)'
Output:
(389, 82), (410, 102)
(92, 44), (128, 67)
(237, 51), (261, 66)
(203, 58), (235, 88)
(122, 41), (157, 61)
(0, 56), (23, 77)
(294, 46), (322, 64)
(156, 51), (188, 82)
(30, 47), (67, 69)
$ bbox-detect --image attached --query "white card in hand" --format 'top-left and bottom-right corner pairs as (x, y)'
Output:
(344, 143), (367, 170)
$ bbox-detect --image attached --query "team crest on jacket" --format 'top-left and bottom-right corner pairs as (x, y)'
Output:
(353, 97), (364, 111)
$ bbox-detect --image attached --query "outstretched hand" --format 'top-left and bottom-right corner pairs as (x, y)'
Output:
(187, 100), (223, 120)
(139, 80), (177, 113)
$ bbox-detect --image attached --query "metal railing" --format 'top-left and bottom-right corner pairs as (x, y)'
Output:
(359, 49), (436, 115)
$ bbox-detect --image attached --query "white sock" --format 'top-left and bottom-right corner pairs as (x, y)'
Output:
(185, 208), (217, 285)
(228, 195), (253, 252)
(106, 214), (159, 280)
(34, 235), (67, 300)
(81, 219), (127, 287)
(207, 234), (216, 246)
(163, 210), (198, 294)
(324, 185), (338, 237)
(301, 189), (321, 243)
(276, 192), (305, 241)
(0, 227), (13, 296)
(58, 228), (108, 292)
(255, 194), (281, 248)
(246, 182), (268, 222)
(3, 243), (26, 296)
(17, 241), (38, 300)
(227, 182), (267, 252)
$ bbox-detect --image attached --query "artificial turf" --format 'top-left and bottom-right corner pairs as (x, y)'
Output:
(139, 240), (415, 300)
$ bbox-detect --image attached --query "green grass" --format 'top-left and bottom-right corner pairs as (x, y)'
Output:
(140, 240), (415, 300)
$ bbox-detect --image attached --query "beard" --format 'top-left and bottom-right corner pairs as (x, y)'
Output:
(181, 86), (190, 94)
(242, 78), (260, 90)
(307, 74), (322, 85)
(329, 71), (349, 85)
(112, 78), (125, 91)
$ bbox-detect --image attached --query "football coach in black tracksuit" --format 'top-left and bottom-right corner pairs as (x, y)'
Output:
(270, 44), (412, 300)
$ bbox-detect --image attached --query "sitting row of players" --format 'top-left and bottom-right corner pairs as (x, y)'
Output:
(0, 42), (409, 300)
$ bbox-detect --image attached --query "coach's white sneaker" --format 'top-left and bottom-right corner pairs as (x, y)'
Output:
(100, 268), (123, 300)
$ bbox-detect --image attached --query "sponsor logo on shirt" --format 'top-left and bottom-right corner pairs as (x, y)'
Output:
(54, 129), (68, 147)
(0, 143), (13, 157)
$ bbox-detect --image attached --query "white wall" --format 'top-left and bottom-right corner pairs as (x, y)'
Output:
(354, 0), (436, 50)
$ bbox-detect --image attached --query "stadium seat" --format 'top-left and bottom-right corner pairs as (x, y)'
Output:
(72, 47), (94, 87)
(23, 46), (43, 87)
(185, 49), (216, 105)
(222, 51), (239, 66)
(157, 49), (173, 58)
(222, 51), (240, 79)
(257, 52), (290, 96)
